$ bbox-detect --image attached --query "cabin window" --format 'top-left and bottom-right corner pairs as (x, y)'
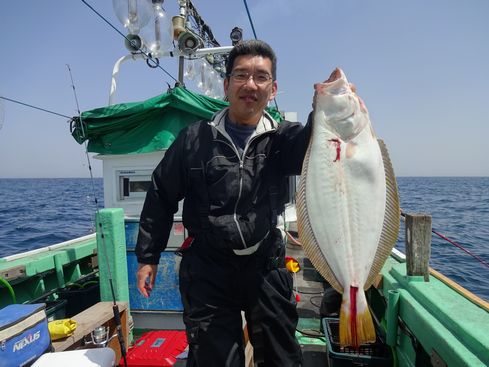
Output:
(117, 170), (152, 200)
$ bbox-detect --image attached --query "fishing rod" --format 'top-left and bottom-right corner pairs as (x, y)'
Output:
(67, 64), (128, 367)
(400, 210), (489, 270)
(287, 211), (488, 270)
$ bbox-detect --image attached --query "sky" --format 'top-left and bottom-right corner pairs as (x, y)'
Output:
(0, 0), (488, 178)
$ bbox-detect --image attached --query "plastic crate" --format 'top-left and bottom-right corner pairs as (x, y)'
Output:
(58, 278), (100, 317)
(45, 299), (67, 321)
(322, 318), (392, 367)
(29, 297), (67, 322)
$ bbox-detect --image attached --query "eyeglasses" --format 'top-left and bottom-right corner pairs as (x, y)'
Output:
(229, 70), (273, 85)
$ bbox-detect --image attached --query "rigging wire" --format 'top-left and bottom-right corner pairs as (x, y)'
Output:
(67, 65), (128, 367)
(79, 0), (178, 84)
(187, 0), (221, 47)
(0, 96), (71, 119)
(241, 0), (280, 112)
(242, 0), (258, 40)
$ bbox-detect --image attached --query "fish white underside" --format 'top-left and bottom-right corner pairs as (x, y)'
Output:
(302, 119), (386, 291)
(297, 68), (400, 347)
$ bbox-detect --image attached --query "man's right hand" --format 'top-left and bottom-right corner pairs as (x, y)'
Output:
(136, 263), (158, 298)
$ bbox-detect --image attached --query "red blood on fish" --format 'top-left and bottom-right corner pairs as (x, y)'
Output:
(330, 138), (341, 162)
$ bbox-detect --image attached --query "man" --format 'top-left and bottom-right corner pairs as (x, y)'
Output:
(136, 40), (311, 366)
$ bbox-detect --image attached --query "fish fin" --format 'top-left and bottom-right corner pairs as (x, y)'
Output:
(339, 288), (376, 348)
(296, 143), (343, 293)
(365, 139), (401, 289)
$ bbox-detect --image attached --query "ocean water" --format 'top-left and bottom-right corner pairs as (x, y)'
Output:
(395, 177), (489, 301)
(0, 178), (103, 257)
(0, 177), (488, 300)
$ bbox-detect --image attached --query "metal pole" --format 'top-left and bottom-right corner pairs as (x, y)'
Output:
(178, 55), (185, 84)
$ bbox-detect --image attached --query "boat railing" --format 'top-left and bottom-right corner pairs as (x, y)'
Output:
(401, 212), (489, 311)
(0, 233), (96, 263)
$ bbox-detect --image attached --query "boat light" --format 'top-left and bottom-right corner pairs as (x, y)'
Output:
(178, 30), (203, 55)
(230, 27), (243, 45)
(113, 0), (153, 35)
(140, 0), (174, 56)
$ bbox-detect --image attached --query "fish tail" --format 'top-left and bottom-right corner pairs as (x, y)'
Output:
(339, 286), (376, 348)
(350, 286), (359, 347)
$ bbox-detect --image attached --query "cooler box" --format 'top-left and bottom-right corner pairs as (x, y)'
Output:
(0, 303), (51, 367)
(121, 330), (187, 366)
(32, 348), (115, 367)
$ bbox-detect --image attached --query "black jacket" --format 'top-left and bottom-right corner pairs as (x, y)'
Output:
(136, 108), (312, 264)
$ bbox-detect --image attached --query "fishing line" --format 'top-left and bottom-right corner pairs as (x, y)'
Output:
(67, 65), (128, 367)
(79, 0), (178, 84)
(0, 96), (71, 119)
(431, 228), (489, 269)
(400, 211), (489, 270)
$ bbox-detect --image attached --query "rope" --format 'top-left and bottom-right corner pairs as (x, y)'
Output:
(0, 276), (16, 304)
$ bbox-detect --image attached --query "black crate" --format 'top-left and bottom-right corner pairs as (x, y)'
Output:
(29, 297), (67, 321)
(57, 278), (100, 317)
(322, 318), (392, 367)
(45, 299), (67, 321)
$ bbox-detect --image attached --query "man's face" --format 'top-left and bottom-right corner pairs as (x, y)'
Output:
(224, 55), (277, 126)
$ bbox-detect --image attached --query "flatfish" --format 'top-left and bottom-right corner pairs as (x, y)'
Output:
(296, 68), (400, 347)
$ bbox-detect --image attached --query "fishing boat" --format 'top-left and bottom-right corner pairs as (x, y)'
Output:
(1, 1), (488, 366)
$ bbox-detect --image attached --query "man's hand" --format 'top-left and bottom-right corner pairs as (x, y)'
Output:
(136, 263), (158, 298)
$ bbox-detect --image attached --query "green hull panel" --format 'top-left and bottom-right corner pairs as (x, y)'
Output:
(0, 235), (97, 308)
(381, 257), (489, 367)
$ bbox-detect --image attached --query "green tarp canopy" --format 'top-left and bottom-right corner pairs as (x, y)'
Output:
(71, 86), (283, 155)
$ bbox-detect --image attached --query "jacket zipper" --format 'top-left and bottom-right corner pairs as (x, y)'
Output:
(215, 131), (273, 249)
(214, 137), (248, 248)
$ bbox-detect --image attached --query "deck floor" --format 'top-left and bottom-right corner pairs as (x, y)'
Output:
(286, 242), (330, 366)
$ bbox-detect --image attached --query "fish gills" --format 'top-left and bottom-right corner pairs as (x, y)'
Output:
(296, 68), (400, 348)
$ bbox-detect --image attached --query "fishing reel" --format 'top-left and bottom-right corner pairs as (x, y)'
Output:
(83, 325), (117, 348)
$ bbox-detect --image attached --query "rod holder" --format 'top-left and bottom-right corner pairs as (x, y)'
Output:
(386, 289), (400, 347)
